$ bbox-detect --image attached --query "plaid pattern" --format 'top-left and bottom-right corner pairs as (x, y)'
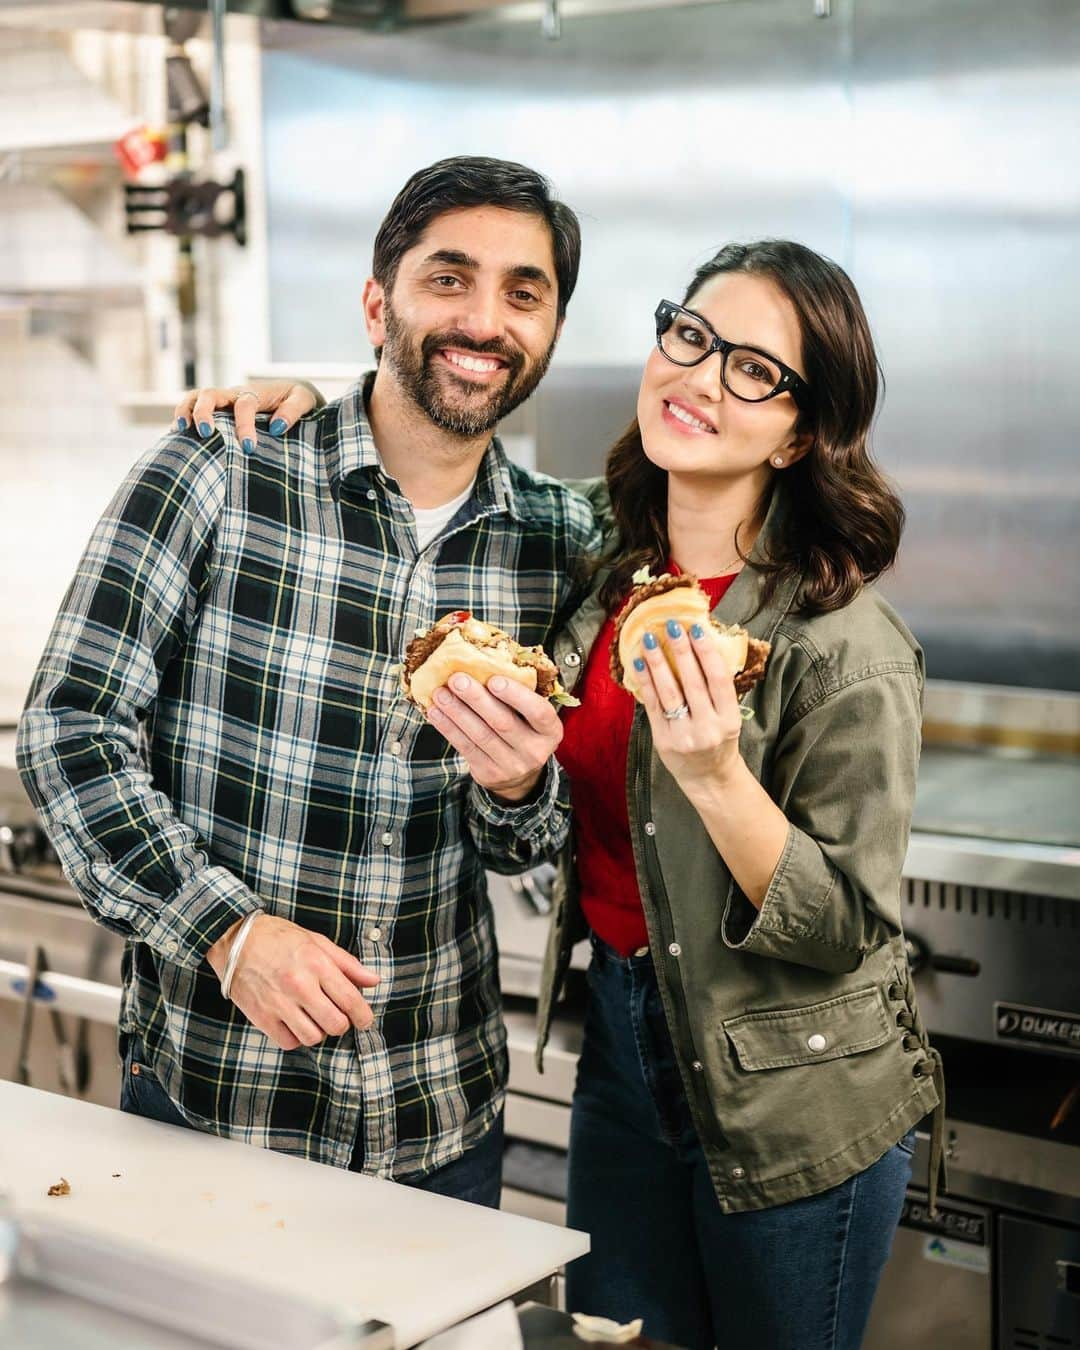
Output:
(18, 379), (597, 1177)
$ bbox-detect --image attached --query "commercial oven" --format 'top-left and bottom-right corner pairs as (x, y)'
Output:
(4, 685), (1079, 1347)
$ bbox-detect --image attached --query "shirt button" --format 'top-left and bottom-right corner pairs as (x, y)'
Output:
(368, 926), (383, 942)
(807, 1033), (828, 1053)
(563, 652), (581, 667)
(644, 821), (656, 836)
(668, 942), (682, 957)
(731, 1166), (746, 1181)
(390, 741), (403, 756)
(380, 831), (393, 847)
(162, 939), (178, 954)
(366, 488), (377, 500)
(691, 1060), (704, 1073)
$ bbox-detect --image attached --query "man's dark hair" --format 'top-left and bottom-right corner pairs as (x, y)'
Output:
(372, 156), (581, 319)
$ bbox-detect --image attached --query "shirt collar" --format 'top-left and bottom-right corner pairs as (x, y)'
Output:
(325, 373), (382, 489)
(327, 372), (523, 523)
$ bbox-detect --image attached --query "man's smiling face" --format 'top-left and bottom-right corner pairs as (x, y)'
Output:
(367, 205), (562, 438)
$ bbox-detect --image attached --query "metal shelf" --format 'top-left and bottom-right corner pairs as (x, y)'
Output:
(0, 286), (143, 309)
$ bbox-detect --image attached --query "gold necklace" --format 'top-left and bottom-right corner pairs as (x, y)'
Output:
(714, 542), (746, 575)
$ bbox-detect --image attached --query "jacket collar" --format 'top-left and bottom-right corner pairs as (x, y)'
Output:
(327, 373), (522, 522)
(709, 484), (802, 641)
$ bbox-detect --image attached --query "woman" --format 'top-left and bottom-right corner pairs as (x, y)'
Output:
(177, 239), (943, 1350)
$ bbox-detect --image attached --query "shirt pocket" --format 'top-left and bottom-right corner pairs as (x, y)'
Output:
(723, 985), (891, 1071)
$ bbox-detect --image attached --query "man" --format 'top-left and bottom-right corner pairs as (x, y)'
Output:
(17, 157), (597, 1208)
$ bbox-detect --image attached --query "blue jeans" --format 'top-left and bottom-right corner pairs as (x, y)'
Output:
(566, 939), (914, 1350)
(119, 1033), (504, 1208)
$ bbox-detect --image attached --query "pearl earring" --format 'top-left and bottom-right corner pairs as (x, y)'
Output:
(773, 456), (784, 468)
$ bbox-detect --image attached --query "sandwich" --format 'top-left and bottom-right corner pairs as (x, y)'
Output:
(402, 610), (580, 710)
(611, 569), (770, 701)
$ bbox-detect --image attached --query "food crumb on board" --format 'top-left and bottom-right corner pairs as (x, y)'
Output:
(201, 1192), (215, 1202)
(273, 1220), (285, 1229)
(255, 1201), (271, 1211)
(112, 1173), (122, 1179)
(47, 1178), (71, 1196)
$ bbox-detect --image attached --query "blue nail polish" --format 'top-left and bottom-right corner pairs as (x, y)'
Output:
(176, 417), (187, 431)
(633, 657), (646, 672)
(643, 631), (658, 651)
(242, 438), (254, 453)
(198, 421), (212, 437)
(666, 619), (682, 639)
(269, 418), (287, 436)
(690, 624), (705, 640)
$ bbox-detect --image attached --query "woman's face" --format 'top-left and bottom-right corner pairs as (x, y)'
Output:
(636, 271), (811, 484)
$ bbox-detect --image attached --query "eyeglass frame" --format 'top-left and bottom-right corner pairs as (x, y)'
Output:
(654, 299), (812, 410)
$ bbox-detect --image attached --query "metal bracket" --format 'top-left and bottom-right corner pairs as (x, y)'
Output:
(542, 0), (561, 41)
(209, 0), (228, 151)
(125, 168), (247, 244)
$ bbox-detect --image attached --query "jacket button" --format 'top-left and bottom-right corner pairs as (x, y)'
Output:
(668, 942), (682, 957)
(644, 822), (656, 836)
(807, 1033), (827, 1053)
(563, 652), (581, 667)
(731, 1166), (746, 1181)
(691, 1060), (704, 1073)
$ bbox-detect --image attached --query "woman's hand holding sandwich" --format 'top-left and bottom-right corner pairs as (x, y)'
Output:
(611, 570), (785, 908)
(634, 618), (745, 795)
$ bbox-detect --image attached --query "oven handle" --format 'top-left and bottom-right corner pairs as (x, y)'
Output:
(0, 958), (121, 1025)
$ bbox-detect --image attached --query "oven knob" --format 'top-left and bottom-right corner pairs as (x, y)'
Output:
(905, 930), (981, 978)
(904, 932), (929, 975)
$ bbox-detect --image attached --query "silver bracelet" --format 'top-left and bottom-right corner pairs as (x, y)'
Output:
(220, 911), (261, 1001)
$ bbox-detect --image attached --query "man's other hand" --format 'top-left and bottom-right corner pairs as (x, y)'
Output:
(206, 914), (380, 1052)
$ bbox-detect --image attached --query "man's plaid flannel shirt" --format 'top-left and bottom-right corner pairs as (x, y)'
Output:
(18, 380), (598, 1177)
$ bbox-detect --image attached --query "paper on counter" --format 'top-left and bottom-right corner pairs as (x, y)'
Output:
(416, 1298), (523, 1349)
(571, 1311), (644, 1343)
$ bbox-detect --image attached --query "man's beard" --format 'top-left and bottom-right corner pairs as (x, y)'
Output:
(382, 302), (556, 438)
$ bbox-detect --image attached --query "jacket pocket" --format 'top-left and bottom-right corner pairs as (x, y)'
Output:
(723, 985), (891, 1071)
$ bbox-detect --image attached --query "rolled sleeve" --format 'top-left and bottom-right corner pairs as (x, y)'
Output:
(140, 869), (261, 968)
(722, 666), (922, 973)
(466, 759), (572, 874)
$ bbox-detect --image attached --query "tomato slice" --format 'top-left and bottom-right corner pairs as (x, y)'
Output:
(448, 610), (471, 624)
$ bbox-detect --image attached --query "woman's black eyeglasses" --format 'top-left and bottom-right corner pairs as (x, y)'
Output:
(655, 300), (811, 410)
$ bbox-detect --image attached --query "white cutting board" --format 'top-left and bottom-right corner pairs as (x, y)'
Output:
(0, 1082), (587, 1347)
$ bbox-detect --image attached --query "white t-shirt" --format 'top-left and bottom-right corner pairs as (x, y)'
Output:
(375, 447), (477, 550)
(410, 478), (476, 550)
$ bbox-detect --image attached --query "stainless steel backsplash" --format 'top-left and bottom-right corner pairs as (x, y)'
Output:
(261, 0), (1080, 690)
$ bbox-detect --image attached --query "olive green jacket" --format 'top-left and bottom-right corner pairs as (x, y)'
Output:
(536, 479), (944, 1214)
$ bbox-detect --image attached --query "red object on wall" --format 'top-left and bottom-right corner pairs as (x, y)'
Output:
(114, 126), (167, 179)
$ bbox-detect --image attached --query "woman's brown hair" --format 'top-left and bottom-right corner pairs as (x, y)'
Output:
(599, 240), (905, 617)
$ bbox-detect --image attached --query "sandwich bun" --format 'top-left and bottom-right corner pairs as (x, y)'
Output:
(611, 571), (770, 702)
(402, 611), (578, 711)
(407, 629), (538, 710)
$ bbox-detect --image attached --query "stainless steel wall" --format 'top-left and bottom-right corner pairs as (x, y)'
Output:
(261, 0), (1080, 689)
